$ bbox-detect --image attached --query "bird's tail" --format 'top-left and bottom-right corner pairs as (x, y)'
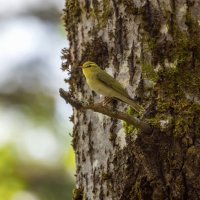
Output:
(119, 95), (144, 113)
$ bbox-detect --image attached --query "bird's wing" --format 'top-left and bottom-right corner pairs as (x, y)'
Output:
(96, 71), (130, 98)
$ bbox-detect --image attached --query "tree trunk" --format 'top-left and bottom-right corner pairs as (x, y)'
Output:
(62, 0), (200, 199)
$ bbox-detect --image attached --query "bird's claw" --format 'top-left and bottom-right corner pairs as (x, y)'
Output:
(101, 97), (113, 106)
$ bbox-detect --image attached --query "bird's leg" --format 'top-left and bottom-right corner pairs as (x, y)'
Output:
(101, 97), (113, 106)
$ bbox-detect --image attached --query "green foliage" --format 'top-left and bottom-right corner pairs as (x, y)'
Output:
(0, 146), (26, 200)
(0, 145), (75, 200)
(0, 91), (55, 125)
(0, 52), (75, 200)
(64, 145), (76, 173)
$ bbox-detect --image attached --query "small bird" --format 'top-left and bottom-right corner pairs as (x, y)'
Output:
(80, 61), (144, 113)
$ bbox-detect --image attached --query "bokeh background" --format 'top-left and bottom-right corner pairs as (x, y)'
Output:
(0, 0), (75, 199)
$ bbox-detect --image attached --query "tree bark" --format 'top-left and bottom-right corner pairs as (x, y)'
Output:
(62, 0), (200, 199)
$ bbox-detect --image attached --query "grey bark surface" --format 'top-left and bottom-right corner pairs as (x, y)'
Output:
(62, 0), (200, 199)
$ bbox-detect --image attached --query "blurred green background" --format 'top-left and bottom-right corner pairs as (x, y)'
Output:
(0, 0), (75, 199)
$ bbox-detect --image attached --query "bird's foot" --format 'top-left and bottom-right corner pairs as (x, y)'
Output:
(101, 97), (113, 106)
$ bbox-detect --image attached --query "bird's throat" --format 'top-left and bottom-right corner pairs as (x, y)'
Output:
(82, 68), (94, 80)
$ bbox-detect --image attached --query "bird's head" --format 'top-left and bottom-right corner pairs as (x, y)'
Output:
(81, 61), (99, 70)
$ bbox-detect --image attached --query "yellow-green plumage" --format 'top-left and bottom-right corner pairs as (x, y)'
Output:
(81, 61), (144, 113)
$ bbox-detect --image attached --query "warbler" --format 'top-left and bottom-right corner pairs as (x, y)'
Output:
(80, 61), (144, 113)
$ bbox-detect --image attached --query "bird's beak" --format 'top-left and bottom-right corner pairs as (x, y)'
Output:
(78, 66), (83, 69)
